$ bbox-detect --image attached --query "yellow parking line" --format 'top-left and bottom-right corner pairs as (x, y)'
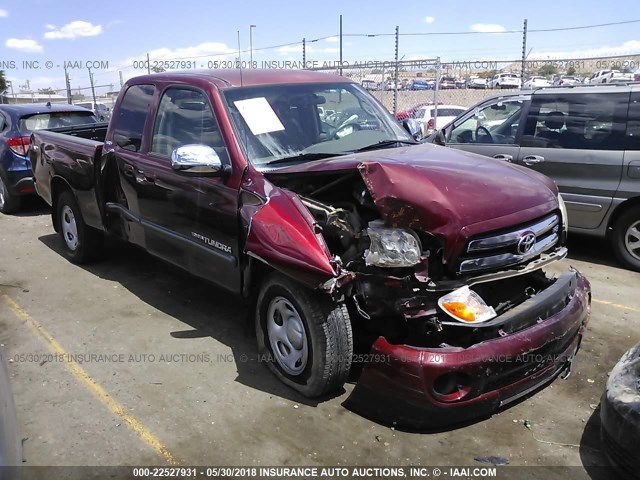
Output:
(592, 298), (640, 314)
(0, 292), (179, 466)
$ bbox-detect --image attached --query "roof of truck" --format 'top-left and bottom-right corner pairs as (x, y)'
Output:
(129, 69), (353, 88)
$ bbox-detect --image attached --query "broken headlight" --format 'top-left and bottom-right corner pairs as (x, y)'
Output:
(364, 225), (422, 268)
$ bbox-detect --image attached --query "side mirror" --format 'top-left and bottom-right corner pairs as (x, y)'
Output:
(171, 144), (230, 176)
(402, 118), (422, 140)
(433, 129), (446, 146)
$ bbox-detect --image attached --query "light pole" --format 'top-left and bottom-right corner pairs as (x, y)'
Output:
(250, 24), (256, 67)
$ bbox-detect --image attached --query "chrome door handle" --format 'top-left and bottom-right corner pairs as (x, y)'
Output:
(493, 154), (513, 162)
(522, 155), (545, 165)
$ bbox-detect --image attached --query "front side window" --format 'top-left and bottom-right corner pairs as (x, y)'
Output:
(447, 99), (525, 145)
(223, 82), (413, 167)
(151, 87), (226, 158)
(521, 93), (628, 150)
(114, 84), (155, 151)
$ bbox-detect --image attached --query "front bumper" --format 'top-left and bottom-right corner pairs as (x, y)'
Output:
(345, 271), (591, 429)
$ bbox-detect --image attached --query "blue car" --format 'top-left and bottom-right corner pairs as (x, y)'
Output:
(409, 80), (431, 90)
(0, 103), (97, 213)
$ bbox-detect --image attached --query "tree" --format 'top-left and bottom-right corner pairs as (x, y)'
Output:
(478, 69), (497, 79)
(538, 64), (558, 76)
(566, 66), (576, 76)
(150, 65), (166, 73)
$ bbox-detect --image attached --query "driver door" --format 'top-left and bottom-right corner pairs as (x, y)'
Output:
(444, 96), (530, 163)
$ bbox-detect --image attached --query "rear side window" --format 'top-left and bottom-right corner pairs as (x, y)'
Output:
(521, 93), (629, 150)
(627, 93), (640, 151)
(114, 84), (155, 151)
(19, 112), (97, 131)
(0, 113), (6, 131)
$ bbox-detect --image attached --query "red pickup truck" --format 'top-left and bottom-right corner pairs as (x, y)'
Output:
(30, 69), (591, 428)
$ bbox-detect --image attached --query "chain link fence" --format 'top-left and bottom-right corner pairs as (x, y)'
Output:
(310, 55), (640, 121)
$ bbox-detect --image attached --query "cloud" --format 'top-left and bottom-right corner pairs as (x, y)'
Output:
(44, 21), (103, 39)
(5, 38), (43, 53)
(118, 42), (237, 71)
(470, 23), (507, 33)
(325, 36), (339, 43)
(424, 16), (435, 24)
(529, 40), (640, 60)
(0, 8), (8, 17)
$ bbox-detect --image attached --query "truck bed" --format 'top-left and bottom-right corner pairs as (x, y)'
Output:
(30, 123), (109, 230)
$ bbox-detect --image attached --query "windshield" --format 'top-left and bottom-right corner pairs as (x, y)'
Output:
(223, 82), (413, 167)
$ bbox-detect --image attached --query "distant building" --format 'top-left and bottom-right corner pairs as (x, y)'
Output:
(2, 92), (68, 105)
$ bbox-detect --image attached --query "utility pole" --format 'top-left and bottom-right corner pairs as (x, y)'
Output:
(302, 38), (306, 66)
(339, 15), (343, 75)
(393, 25), (399, 115)
(146, 53), (151, 74)
(88, 67), (97, 109)
(119, 71), (124, 88)
(249, 25), (256, 67)
(64, 64), (72, 104)
(521, 19), (528, 82)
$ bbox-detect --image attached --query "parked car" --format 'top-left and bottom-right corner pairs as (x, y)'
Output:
(74, 102), (112, 121)
(429, 84), (640, 271)
(31, 69), (590, 429)
(589, 70), (619, 84)
(0, 103), (98, 214)
(600, 343), (640, 478)
(408, 80), (431, 91)
(523, 76), (551, 89)
(454, 79), (466, 89)
(552, 75), (580, 86)
(361, 79), (378, 91)
(0, 344), (22, 474)
(466, 76), (487, 89)
(395, 102), (435, 121)
(605, 70), (635, 83)
(438, 76), (456, 89)
(414, 104), (467, 137)
(488, 73), (521, 89)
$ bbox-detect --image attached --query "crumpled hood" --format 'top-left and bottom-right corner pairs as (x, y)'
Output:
(267, 144), (559, 263)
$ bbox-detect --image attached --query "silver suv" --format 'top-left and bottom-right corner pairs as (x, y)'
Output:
(432, 84), (640, 271)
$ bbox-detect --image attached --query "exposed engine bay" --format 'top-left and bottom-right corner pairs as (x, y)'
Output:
(265, 170), (569, 351)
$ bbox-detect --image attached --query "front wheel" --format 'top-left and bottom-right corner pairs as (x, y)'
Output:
(611, 207), (640, 271)
(256, 273), (353, 397)
(56, 190), (103, 264)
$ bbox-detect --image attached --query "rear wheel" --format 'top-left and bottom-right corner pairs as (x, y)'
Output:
(256, 273), (353, 397)
(0, 172), (21, 214)
(611, 207), (640, 271)
(57, 190), (103, 264)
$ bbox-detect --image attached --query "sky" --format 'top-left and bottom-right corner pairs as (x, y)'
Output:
(0, 0), (639, 94)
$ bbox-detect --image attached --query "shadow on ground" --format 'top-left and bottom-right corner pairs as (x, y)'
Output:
(566, 234), (621, 270)
(37, 233), (346, 407)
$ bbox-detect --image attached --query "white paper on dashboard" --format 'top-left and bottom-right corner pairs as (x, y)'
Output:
(234, 97), (285, 135)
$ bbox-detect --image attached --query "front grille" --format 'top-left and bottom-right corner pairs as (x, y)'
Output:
(458, 213), (560, 274)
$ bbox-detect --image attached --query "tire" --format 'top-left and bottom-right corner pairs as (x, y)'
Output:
(56, 190), (103, 264)
(611, 207), (640, 271)
(256, 272), (353, 397)
(0, 172), (21, 214)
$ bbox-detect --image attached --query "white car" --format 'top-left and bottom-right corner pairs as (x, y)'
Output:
(466, 76), (488, 89)
(522, 76), (551, 89)
(414, 104), (467, 136)
(488, 73), (521, 89)
(604, 70), (634, 83)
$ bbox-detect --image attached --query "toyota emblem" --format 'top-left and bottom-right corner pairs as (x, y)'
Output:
(517, 231), (536, 255)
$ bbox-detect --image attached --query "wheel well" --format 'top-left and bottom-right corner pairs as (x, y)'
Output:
(607, 197), (640, 236)
(50, 177), (73, 232)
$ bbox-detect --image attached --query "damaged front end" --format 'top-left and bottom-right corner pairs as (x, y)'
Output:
(243, 159), (591, 428)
